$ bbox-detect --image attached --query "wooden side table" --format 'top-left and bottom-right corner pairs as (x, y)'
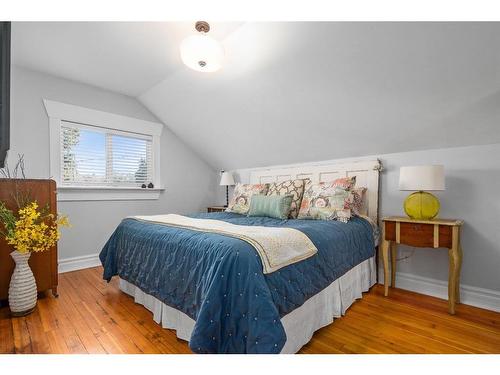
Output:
(207, 206), (227, 213)
(381, 216), (464, 314)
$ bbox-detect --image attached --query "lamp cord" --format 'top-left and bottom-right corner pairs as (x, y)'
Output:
(396, 247), (416, 262)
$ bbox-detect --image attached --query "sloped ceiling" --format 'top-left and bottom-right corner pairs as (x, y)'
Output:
(13, 22), (500, 170)
(12, 22), (241, 96)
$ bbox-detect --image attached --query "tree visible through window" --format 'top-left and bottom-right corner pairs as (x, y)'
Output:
(60, 121), (153, 187)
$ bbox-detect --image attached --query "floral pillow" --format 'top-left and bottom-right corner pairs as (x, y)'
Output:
(297, 176), (357, 222)
(266, 179), (308, 219)
(348, 187), (367, 215)
(226, 183), (269, 215)
(329, 176), (356, 190)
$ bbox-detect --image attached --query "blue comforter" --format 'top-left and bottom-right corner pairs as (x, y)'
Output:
(99, 212), (375, 354)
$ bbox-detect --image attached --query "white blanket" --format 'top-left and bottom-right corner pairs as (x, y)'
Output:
(130, 214), (318, 274)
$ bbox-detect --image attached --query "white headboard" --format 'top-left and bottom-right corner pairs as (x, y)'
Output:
(249, 159), (383, 222)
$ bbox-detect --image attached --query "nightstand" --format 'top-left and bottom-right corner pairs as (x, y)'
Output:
(207, 206), (227, 213)
(381, 216), (464, 314)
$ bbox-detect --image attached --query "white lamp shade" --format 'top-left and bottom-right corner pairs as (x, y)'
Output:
(180, 34), (224, 73)
(220, 171), (235, 186)
(399, 165), (445, 191)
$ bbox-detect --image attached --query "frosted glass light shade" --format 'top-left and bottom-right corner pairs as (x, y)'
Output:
(220, 171), (235, 186)
(180, 34), (224, 72)
(399, 165), (445, 191)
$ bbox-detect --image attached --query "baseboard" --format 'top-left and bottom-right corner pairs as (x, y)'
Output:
(378, 268), (500, 312)
(58, 253), (101, 273)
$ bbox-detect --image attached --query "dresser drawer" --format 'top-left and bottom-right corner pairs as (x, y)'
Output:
(384, 221), (453, 248)
(400, 223), (434, 247)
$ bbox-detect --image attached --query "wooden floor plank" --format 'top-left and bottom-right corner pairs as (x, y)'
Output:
(57, 275), (123, 354)
(35, 285), (88, 354)
(330, 319), (412, 354)
(61, 273), (144, 354)
(0, 307), (14, 353)
(81, 269), (191, 354)
(354, 297), (500, 352)
(55, 277), (107, 354)
(369, 286), (500, 332)
(36, 297), (72, 353)
(0, 266), (499, 354)
(11, 317), (33, 354)
(70, 272), (164, 354)
(342, 308), (470, 354)
(75, 267), (190, 353)
(24, 308), (53, 354)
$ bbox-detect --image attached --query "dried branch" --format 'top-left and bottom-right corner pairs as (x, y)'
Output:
(0, 153), (27, 179)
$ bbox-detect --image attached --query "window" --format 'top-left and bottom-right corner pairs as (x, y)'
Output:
(61, 121), (153, 188)
(45, 99), (163, 201)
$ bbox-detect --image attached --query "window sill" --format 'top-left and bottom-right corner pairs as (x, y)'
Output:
(57, 186), (165, 202)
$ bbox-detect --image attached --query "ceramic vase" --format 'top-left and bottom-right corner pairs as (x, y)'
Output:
(8, 251), (37, 316)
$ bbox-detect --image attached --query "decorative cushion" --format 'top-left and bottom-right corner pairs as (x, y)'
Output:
(266, 179), (307, 219)
(226, 183), (269, 215)
(329, 176), (357, 190)
(349, 187), (367, 215)
(247, 195), (294, 220)
(297, 176), (357, 222)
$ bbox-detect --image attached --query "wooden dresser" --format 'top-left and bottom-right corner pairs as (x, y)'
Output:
(0, 179), (58, 301)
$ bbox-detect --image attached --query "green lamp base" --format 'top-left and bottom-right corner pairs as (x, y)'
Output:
(403, 191), (440, 220)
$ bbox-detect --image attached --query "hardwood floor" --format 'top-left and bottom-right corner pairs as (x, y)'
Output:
(1, 266), (499, 354)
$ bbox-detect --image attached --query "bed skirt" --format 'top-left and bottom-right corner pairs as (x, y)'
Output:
(119, 256), (376, 354)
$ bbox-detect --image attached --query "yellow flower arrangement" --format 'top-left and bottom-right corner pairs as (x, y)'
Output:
(0, 201), (70, 254)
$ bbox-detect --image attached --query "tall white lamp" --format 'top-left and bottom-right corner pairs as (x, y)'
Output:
(399, 165), (445, 220)
(220, 171), (235, 207)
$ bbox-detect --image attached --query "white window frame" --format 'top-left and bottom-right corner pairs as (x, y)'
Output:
(44, 99), (164, 201)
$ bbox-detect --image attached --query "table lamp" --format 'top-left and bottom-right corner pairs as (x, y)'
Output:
(399, 165), (445, 220)
(220, 170), (235, 207)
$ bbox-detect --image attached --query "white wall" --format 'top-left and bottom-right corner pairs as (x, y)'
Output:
(225, 143), (500, 295)
(8, 66), (218, 262)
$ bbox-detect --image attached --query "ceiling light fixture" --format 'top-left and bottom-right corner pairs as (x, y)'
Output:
(180, 21), (224, 73)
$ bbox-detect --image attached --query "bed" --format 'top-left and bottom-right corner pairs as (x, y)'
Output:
(99, 159), (382, 354)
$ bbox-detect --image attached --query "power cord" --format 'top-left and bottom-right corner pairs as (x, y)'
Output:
(397, 247), (416, 262)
